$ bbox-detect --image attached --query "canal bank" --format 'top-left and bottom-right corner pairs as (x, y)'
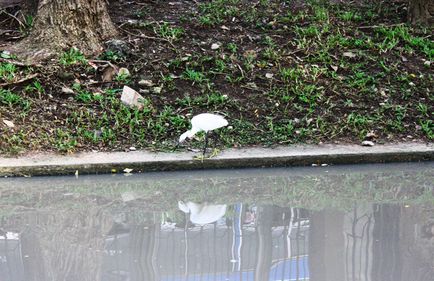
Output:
(0, 142), (433, 177)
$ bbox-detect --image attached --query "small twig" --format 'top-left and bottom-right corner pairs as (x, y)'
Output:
(0, 73), (38, 87)
(118, 26), (178, 50)
(88, 59), (117, 69)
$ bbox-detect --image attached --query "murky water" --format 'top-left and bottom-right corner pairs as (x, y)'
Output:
(0, 162), (433, 281)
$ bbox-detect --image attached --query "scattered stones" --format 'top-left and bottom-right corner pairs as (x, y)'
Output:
(138, 79), (155, 87)
(121, 86), (144, 109)
(2, 119), (15, 128)
(129, 146), (137, 151)
(265, 73), (274, 79)
(361, 140), (375, 147)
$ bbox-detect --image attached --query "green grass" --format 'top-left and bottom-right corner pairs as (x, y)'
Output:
(1, 0), (432, 155)
(0, 62), (17, 82)
(59, 48), (87, 65)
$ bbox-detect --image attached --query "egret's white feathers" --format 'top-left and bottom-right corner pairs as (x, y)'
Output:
(178, 113), (228, 143)
(178, 201), (227, 225)
(191, 113), (228, 132)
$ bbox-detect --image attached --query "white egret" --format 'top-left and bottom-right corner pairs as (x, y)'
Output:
(177, 113), (228, 155)
(178, 201), (227, 225)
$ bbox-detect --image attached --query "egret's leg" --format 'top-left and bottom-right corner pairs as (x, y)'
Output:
(173, 141), (180, 152)
(203, 132), (209, 156)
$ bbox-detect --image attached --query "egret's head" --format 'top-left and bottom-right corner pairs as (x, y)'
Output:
(178, 201), (190, 213)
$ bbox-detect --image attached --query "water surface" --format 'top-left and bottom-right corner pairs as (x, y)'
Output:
(0, 162), (433, 281)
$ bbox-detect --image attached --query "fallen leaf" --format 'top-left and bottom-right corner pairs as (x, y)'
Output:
(102, 65), (117, 82)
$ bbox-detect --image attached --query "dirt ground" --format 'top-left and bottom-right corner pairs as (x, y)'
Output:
(0, 0), (432, 155)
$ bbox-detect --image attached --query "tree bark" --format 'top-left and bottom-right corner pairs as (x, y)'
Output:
(408, 0), (434, 25)
(8, 0), (118, 62)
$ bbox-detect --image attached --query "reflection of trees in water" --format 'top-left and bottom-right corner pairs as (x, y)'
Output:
(2, 201), (434, 281)
(3, 208), (112, 281)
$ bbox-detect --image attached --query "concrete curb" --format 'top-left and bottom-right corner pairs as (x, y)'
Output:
(0, 142), (433, 177)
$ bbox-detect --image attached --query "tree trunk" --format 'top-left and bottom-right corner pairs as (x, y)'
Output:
(8, 0), (118, 62)
(408, 0), (434, 25)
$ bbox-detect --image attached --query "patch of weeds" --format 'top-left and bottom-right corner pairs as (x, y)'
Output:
(294, 25), (324, 39)
(0, 89), (31, 111)
(313, 5), (329, 22)
(374, 25), (434, 58)
(155, 22), (184, 41)
(161, 74), (176, 90)
(266, 117), (295, 143)
(59, 48), (87, 66)
(99, 50), (126, 62)
(55, 129), (77, 153)
(72, 83), (101, 103)
(212, 58), (227, 73)
(24, 80), (45, 97)
(197, 0), (240, 26)
(338, 11), (362, 22)
(419, 120), (433, 139)
(280, 67), (303, 83)
(0, 62), (17, 82)
(19, 14), (34, 35)
(227, 42), (238, 53)
(115, 72), (132, 84)
(207, 91), (228, 106)
(348, 71), (376, 89)
(183, 68), (207, 84)
(416, 103), (429, 117)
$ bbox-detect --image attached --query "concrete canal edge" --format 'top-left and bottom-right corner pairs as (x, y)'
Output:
(0, 142), (433, 177)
